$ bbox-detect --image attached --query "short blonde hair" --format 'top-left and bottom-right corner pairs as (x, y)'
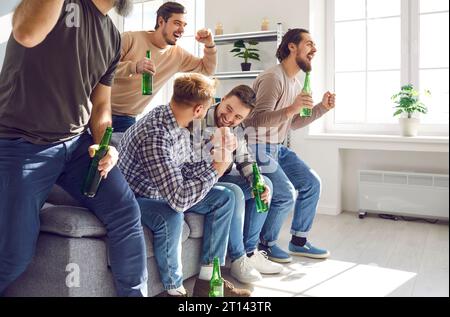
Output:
(172, 73), (218, 107)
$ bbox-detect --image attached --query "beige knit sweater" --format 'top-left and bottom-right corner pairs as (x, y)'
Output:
(111, 31), (217, 116)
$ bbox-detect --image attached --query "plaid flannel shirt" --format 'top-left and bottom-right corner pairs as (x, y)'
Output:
(118, 104), (219, 212)
(191, 103), (256, 185)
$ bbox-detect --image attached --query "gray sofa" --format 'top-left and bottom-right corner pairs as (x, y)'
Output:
(5, 184), (205, 297)
(5, 131), (207, 297)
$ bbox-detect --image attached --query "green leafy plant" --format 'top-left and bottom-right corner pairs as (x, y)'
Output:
(230, 40), (260, 64)
(391, 84), (431, 119)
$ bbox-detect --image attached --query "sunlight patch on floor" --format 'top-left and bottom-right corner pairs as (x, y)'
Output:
(250, 259), (416, 297)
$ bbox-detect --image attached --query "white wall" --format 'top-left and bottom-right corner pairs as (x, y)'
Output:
(205, 0), (311, 97)
(207, 0), (449, 217)
(342, 150), (449, 212)
(292, 133), (449, 216)
(206, 0), (309, 35)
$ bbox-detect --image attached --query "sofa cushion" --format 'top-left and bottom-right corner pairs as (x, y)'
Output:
(40, 205), (107, 238)
(143, 221), (191, 258)
(184, 213), (204, 238)
(46, 185), (84, 207)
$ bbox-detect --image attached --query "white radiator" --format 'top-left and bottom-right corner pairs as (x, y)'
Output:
(358, 170), (449, 220)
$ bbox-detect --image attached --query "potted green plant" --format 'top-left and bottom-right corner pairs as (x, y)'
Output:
(391, 84), (431, 137)
(230, 39), (260, 71)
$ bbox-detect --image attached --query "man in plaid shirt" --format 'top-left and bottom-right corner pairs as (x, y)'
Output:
(118, 73), (252, 297)
(195, 85), (284, 277)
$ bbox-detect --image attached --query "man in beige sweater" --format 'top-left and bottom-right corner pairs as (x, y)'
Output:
(243, 28), (336, 263)
(111, 1), (217, 132)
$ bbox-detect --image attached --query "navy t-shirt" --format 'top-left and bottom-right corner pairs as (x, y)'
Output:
(0, 0), (121, 144)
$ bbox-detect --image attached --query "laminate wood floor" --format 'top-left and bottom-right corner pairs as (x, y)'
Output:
(184, 212), (449, 297)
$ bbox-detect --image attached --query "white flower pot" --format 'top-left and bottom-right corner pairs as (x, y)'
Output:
(399, 117), (420, 137)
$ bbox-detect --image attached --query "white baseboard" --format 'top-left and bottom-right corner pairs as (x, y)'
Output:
(317, 204), (341, 216)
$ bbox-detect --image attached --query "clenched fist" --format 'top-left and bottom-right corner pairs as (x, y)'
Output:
(195, 28), (214, 47)
(322, 92), (336, 110)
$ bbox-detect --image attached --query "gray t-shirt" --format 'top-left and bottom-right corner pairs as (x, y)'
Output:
(0, 0), (121, 144)
(243, 64), (329, 144)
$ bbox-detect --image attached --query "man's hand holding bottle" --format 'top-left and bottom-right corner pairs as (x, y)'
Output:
(88, 145), (118, 179)
(136, 56), (156, 75)
(286, 91), (336, 117)
(286, 93), (314, 117)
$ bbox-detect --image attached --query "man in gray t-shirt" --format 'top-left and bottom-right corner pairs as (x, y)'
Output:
(243, 28), (336, 264)
(0, 0), (147, 296)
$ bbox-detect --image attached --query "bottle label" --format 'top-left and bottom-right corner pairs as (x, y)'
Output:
(300, 107), (312, 117)
(212, 285), (224, 297)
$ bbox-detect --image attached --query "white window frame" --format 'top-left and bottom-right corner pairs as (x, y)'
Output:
(325, 0), (449, 136)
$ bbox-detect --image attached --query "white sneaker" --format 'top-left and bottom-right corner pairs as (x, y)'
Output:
(248, 250), (283, 274)
(230, 255), (262, 284)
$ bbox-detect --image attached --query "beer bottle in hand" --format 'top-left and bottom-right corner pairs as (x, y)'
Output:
(252, 162), (268, 213)
(300, 72), (312, 117)
(82, 127), (113, 198)
(142, 50), (153, 95)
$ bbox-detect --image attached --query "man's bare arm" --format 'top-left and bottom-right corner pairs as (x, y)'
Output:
(13, 0), (64, 48)
(89, 83), (113, 144)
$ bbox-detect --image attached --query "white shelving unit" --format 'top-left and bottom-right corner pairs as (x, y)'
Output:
(214, 29), (282, 44)
(214, 23), (283, 79)
(214, 70), (264, 79)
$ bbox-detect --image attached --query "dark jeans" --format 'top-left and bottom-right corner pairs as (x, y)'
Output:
(0, 133), (148, 296)
(112, 115), (137, 133)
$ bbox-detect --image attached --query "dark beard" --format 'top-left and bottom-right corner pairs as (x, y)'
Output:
(297, 58), (312, 73)
(114, 0), (133, 17)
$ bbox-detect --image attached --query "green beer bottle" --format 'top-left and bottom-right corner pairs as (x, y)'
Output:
(300, 72), (312, 117)
(82, 127), (113, 198)
(252, 162), (268, 213)
(142, 50), (153, 95)
(208, 256), (224, 297)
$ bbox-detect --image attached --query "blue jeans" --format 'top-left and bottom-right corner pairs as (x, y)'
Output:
(112, 115), (136, 133)
(137, 185), (234, 290)
(219, 175), (273, 253)
(216, 182), (246, 261)
(249, 144), (321, 245)
(0, 134), (148, 296)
